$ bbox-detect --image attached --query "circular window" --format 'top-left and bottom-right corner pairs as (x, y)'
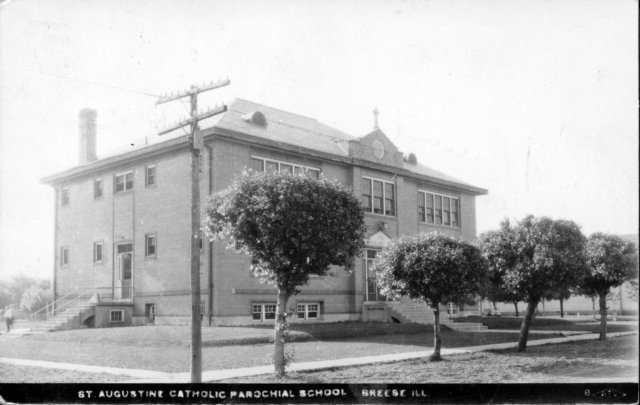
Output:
(372, 140), (385, 159)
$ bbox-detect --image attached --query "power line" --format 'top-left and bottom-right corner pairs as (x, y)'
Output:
(3, 64), (161, 98)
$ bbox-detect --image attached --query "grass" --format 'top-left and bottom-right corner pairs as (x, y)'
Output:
(220, 335), (639, 384)
(5, 322), (434, 348)
(0, 324), (557, 376)
(455, 316), (638, 333)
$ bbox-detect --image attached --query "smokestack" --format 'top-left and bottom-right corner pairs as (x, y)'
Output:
(79, 108), (97, 164)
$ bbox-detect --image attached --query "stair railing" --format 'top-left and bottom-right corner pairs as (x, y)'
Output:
(29, 287), (97, 321)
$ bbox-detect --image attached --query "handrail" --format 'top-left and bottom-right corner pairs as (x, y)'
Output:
(52, 288), (98, 316)
(30, 287), (81, 320)
(29, 286), (134, 321)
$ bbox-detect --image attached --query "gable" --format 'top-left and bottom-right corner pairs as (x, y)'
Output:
(365, 230), (392, 247)
(349, 129), (403, 166)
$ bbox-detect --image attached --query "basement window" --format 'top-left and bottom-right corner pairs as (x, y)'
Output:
(109, 309), (124, 323)
(297, 303), (320, 320)
(252, 303), (276, 322)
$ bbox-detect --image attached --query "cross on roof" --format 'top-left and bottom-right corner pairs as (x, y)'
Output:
(373, 107), (379, 129)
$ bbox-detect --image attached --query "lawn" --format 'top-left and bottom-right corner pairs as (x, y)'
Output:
(0, 323), (557, 379)
(220, 335), (639, 384)
(454, 316), (638, 333)
(4, 322), (435, 348)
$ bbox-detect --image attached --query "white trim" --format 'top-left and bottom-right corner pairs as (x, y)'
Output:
(93, 178), (103, 199)
(145, 164), (156, 188)
(249, 155), (320, 176)
(144, 233), (157, 258)
(93, 241), (103, 264)
(114, 170), (134, 193)
(60, 246), (69, 267)
(109, 309), (124, 323)
(365, 231), (392, 247)
(361, 176), (396, 216)
(364, 248), (383, 302)
(296, 302), (321, 320)
(60, 187), (70, 206)
(418, 189), (460, 228)
(252, 302), (277, 322)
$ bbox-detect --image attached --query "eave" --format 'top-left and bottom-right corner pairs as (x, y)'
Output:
(40, 135), (190, 185)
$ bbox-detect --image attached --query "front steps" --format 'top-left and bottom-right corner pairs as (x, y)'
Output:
(25, 301), (95, 333)
(446, 322), (488, 331)
(370, 298), (488, 331)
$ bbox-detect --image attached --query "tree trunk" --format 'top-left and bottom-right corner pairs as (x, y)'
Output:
(560, 298), (564, 318)
(598, 292), (608, 341)
(591, 296), (597, 320)
(273, 289), (290, 377)
(513, 301), (519, 317)
(430, 306), (442, 361)
(517, 297), (538, 352)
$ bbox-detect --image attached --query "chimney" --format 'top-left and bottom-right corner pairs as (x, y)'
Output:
(78, 108), (97, 164)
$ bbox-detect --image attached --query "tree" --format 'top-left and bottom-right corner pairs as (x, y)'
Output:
(20, 285), (53, 315)
(543, 287), (571, 318)
(478, 225), (526, 316)
(481, 216), (587, 352)
(0, 276), (51, 310)
(204, 171), (366, 377)
(627, 279), (639, 302)
(579, 233), (637, 340)
(374, 233), (488, 361)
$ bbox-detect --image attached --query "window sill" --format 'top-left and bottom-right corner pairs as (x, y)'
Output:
(418, 222), (461, 230)
(114, 190), (134, 197)
(364, 213), (397, 219)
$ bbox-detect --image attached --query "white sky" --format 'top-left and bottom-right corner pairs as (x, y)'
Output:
(0, 0), (637, 281)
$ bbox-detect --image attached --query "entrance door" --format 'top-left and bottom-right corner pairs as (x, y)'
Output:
(115, 243), (133, 299)
(365, 249), (385, 301)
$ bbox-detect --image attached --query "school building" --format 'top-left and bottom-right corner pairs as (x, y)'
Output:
(40, 99), (488, 329)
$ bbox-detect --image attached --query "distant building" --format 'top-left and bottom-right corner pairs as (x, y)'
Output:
(41, 99), (487, 329)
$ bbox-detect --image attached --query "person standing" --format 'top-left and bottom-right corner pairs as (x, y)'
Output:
(4, 307), (14, 332)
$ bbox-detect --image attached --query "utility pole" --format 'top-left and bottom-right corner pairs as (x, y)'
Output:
(156, 78), (229, 383)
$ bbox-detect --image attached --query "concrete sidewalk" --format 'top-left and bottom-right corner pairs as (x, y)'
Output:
(1, 330), (635, 383)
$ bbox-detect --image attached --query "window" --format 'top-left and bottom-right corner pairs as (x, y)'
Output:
(145, 303), (156, 321)
(365, 249), (384, 301)
(297, 303), (320, 320)
(252, 303), (276, 322)
(93, 242), (103, 263)
(451, 198), (459, 227)
(145, 233), (156, 257)
(94, 179), (103, 199)
(418, 191), (460, 228)
(361, 177), (395, 216)
(361, 178), (372, 211)
(61, 187), (69, 206)
(60, 247), (69, 266)
(114, 171), (134, 193)
(249, 155), (320, 178)
(109, 310), (124, 323)
(145, 165), (156, 187)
